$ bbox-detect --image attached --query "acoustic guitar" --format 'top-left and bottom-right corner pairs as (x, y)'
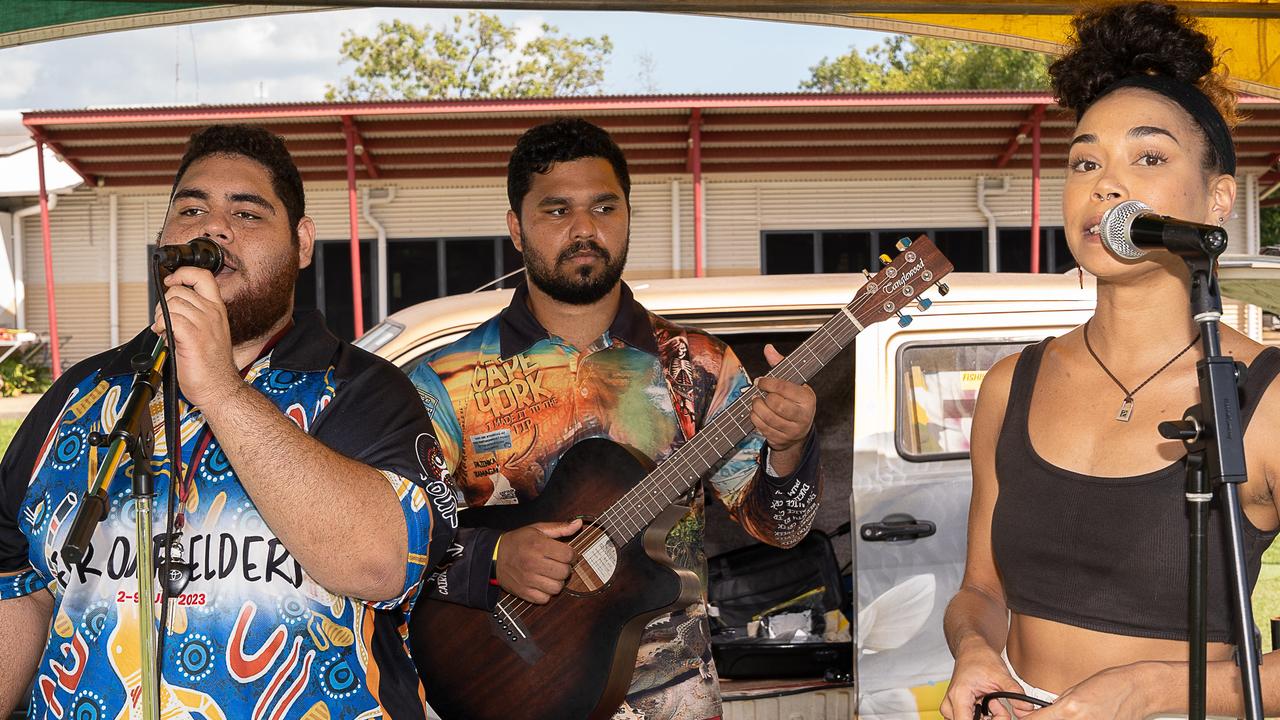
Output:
(409, 236), (954, 720)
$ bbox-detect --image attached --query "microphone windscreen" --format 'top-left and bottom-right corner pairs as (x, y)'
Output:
(152, 238), (224, 273)
(1100, 200), (1151, 259)
(187, 238), (225, 273)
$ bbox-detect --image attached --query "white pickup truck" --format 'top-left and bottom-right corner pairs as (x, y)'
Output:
(356, 260), (1280, 720)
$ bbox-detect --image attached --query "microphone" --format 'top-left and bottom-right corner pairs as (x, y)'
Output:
(1099, 200), (1228, 260)
(152, 238), (224, 273)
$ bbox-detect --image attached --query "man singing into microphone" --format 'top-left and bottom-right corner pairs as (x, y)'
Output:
(0, 125), (457, 719)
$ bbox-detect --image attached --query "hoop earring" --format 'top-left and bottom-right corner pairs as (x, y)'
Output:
(1078, 265), (1084, 290)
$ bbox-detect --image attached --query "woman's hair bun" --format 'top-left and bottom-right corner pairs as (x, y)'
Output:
(1049, 1), (1232, 122)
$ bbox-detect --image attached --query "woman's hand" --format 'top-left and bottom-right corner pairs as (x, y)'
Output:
(1022, 662), (1161, 720)
(941, 642), (1034, 719)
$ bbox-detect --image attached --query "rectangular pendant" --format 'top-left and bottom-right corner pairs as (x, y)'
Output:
(1116, 397), (1134, 422)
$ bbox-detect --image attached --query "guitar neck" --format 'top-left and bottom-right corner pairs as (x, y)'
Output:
(595, 235), (952, 545)
(603, 306), (862, 544)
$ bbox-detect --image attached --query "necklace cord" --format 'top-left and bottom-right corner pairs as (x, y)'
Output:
(1082, 319), (1201, 400)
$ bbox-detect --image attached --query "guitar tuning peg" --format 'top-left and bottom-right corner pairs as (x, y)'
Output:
(915, 298), (932, 311)
(895, 237), (912, 251)
(878, 253), (892, 265)
(861, 269), (873, 280)
(896, 312), (913, 328)
(937, 282), (951, 296)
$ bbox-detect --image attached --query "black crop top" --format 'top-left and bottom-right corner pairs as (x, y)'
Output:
(991, 338), (1280, 642)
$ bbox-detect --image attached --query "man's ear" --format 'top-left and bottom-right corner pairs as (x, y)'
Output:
(506, 209), (523, 253)
(296, 216), (316, 269)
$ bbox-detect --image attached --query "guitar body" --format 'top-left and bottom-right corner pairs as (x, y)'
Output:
(409, 437), (702, 720)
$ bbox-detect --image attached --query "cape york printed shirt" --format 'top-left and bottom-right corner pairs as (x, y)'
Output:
(0, 311), (458, 720)
(410, 283), (820, 720)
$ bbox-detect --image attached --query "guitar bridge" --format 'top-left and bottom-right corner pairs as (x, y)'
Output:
(490, 604), (544, 665)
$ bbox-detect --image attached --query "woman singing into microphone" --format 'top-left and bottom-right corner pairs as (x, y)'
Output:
(941, 2), (1280, 718)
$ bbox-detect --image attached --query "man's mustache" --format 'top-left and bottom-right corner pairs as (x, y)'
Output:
(556, 240), (610, 265)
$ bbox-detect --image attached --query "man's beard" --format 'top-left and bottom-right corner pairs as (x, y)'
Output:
(225, 253), (298, 345)
(522, 234), (628, 305)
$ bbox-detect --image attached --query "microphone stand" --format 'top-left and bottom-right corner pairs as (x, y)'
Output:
(60, 240), (220, 720)
(1159, 253), (1264, 720)
(61, 335), (166, 720)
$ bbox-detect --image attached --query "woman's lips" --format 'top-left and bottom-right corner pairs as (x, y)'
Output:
(1083, 214), (1104, 241)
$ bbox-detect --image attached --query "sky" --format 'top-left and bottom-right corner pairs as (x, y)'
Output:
(0, 9), (887, 110)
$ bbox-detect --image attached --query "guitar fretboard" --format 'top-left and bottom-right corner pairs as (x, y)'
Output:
(600, 304), (863, 543)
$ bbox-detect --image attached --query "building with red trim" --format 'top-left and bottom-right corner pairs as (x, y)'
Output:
(6, 92), (1280, 370)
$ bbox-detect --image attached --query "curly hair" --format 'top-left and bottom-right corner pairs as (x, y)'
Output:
(170, 125), (306, 239)
(506, 118), (631, 218)
(1049, 1), (1239, 130)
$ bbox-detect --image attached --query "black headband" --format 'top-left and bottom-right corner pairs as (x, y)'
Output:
(1088, 74), (1236, 176)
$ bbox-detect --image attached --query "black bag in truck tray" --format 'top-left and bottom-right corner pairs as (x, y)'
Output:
(707, 528), (851, 679)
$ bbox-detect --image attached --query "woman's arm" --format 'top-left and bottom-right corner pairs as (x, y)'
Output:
(942, 353), (1030, 719)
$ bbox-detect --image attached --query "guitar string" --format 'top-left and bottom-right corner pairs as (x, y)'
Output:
(495, 289), (884, 621)
(494, 322), (850, 622)
(535, 255), (936, 561)
(496, 374), (815, 620)
(496, 314), (857, 622)
(494, 271), (929, 621)
(568, 301), (858, 542)
(558, 311), (853, 548)
(585, 332), (829, 545)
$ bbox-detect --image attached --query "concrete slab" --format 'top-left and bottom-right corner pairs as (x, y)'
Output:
(0, 392), (40, 419)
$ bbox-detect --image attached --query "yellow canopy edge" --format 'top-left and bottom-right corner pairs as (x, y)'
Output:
(1, 2), (1277, 97)
(730, 9), (1279, 99)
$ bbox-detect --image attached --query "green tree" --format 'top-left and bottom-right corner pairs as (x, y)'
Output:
(802, 35), (1051, 92)
(1263, 205), (1280, 248)
(326, 12), (612, 101)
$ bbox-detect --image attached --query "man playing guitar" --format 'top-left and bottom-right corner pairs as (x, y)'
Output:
(410, 118), (821, 720)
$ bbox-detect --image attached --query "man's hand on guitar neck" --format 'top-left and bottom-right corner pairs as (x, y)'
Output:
(496, 519), (584, 604)
(752, 343), (819, 477)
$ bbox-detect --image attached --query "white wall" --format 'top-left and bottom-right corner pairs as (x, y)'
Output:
(17, 169), (1255, 365)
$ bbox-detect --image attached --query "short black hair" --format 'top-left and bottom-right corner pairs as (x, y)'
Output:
(506, 118), (630, 217)
(170, 125), (306, 234)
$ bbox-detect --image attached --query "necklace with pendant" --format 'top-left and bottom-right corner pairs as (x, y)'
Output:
(1082, 320), (1200, 422)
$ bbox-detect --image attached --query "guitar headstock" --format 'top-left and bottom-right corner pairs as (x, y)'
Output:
(849, 235), (954, 329)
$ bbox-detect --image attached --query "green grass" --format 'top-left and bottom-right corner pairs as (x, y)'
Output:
(0, 417), (22, 458)
(1256, 542), (1280, 650)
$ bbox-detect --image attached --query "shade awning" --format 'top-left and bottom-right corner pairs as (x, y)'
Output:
(0, 1), (323, 46)
(757, 8), (1280, 99)
(2, 2), (1278, 97)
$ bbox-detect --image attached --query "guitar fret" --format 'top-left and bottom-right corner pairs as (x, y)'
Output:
(655, 473), (677, 505)
(592, 240), (947, 548)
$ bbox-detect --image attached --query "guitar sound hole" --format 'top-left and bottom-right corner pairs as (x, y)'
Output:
(564, 519), (618, 596)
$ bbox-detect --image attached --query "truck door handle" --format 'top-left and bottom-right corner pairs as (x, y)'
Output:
(860, 513), (936, 543)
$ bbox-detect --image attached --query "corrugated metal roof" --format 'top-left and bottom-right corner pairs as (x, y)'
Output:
(25, 90), (1068, 116)
(19, 92), (1280, 194)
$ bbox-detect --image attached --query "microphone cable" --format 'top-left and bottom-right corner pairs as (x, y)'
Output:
(973, 691), (1052, 719)
(151, 258), (185, 700)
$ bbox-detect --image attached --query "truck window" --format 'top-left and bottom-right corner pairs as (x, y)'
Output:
(896, 341), (1027, 461)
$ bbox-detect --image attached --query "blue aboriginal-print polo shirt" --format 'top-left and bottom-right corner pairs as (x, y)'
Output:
(0, 310), (457, 720)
